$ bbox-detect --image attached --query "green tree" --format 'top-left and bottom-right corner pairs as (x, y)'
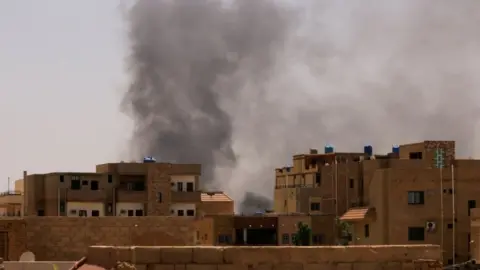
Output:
(293, 222), (311, 246)
(335, 218), (352, 246)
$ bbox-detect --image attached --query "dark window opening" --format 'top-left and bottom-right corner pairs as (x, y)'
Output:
(408, 227), (425, 241)
(177, 210), (184, 216)
(468, 200), (476, 216)
(71, 180), (81, 190)
(135, 210), (143, 216)
(37, 210), (45, 216)
(157, 192), (162, 202)
(60, 175), (64, 182)
(349, 178), (354, 188)
(128, 210), (134, 216)
(82, 180), (88, 186)
(90, 180), (99, 190)
(364, 224), (370, 238)
(449, 189), (453, 194)
(79, 210), (87, 217)
(447, 259), (453, 265)
(218, 234), (233, 244)
(408, 191), (425, 205)
(59, 202), (65, 214)
(177, 182), (184, 191)
(107, 203), (113, 214)
(310, 202), (320, 211)
(186, 182), (194, 192)
(312, 234), (324, 244)
(447, 223), (453, 229)
(468, 233), (471, 252)
(409, 152), (423, 159)
(315, 173), (321, 185)
(108, 174), (112, 183)
(92, 210), (100, 217)
(186, 210), (195, 216)
(282, 233), (289, 244)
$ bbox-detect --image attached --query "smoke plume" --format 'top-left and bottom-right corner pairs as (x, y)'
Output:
(123, 0), (480, 212)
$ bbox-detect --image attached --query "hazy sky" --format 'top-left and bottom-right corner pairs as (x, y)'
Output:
(0, 0), (131, 189)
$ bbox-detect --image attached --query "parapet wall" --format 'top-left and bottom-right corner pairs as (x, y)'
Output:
(87, 245), (441, 270)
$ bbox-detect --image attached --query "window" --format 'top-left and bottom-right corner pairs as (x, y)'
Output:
(82, 180), (88, 186)
(177, 182), (184, 191)
(70, 210), (77, 215)
(315, 173), (321, 185)
(60, 175), (64, 182)
(409, 152), (423, 159)
(218, 235), (232, 244)
(408, 227), (425, 241)
(349, 178), (354, 188)
(37, 210), (45, 216)
(90, 180), (99, 191)
(92, 210), (100, 217)
(128, 210), (134, 216)
(468, 200), (476, 216)
(108, 174), (112, 183)
(364, 224), (370, 238)
(447, 259), (453, 265)
(310, 202), (320, 211)
(71, 180), (81, 190)
(177, 210), (184, 216)
(312, 234), (324, 244)
(135, 210), (143, 216)
(79, 210), (87, 217)
(408, 191), (424, 205)
(107, 203), (113, 214)
(186, 210), (195, 216)
(157, 192), (162, 202)
(282, 233), (289, 244)
(291, 234), (297, 243)
(447, 223), (453, 229)
(186, 182), (194, 192)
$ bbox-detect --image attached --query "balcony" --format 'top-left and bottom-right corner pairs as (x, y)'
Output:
(66, 189), (107, 202)
(116, 189), (147, 202)
(171, 191), (201, 203)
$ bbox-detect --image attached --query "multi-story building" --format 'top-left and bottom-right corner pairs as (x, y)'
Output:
(21, 158), (233, 217)
(274, 140), (480, 265)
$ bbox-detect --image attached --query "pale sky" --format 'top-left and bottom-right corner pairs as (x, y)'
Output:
(0, 0), (132, 190)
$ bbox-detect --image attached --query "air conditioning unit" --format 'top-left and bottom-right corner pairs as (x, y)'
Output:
(426, 221), (436, 232)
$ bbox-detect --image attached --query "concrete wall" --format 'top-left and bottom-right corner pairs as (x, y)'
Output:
(86, 245), (441, 270)
(20, 217), (203, 261)
(4, 262), (75, 270)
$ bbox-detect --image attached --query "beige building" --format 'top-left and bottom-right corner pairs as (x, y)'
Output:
(275, 140), (480, 265)
(21, 160), (233, 217)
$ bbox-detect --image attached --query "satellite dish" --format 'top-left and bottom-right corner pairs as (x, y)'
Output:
(19, 251), (35, 262)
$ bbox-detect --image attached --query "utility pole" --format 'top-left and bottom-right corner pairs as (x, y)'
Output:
(434, 148), (445, 263)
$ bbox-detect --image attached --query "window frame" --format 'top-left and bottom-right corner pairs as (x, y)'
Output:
(407, 191), (425, 205)
(408, 227), (425, 241)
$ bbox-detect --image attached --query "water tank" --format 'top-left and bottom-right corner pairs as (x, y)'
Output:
(364, 145), (373, 156)
(143, 156), (157, 163)
(392, 145), (400, 154)
(324, 144), (334, 154)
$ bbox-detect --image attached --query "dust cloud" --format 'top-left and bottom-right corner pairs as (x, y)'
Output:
(123, 0), (480, 212)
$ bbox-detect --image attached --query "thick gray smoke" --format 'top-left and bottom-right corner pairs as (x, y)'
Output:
(123, 0), (480, 212)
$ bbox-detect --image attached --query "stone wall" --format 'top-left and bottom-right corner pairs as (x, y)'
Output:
(87, 245), (441, 270)
(23, 217), (200, 261)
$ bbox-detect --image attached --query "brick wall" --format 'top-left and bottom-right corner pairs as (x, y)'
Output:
(22, 217), (199, 261)
(87, 245), (441, 270)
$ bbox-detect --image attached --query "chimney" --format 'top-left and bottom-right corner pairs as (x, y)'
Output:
(310, 149), (318, 154)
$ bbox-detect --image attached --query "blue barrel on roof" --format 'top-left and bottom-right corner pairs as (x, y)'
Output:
(364, 145), (373, 156)
(325, 144), (334, 154)
(392, 145), (400, 154)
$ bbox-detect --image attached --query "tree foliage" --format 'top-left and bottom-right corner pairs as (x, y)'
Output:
(293, 222), (311, 246)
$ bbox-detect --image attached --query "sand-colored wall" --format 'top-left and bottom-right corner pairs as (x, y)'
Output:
(87, 245), (441, 270)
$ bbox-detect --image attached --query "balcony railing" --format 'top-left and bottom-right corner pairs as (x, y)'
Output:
(116, 189), (147, 202)
(171, 191), (201, 203)
(66, 189), (106, 202)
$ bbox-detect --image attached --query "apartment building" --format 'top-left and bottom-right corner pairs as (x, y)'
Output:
(22, 158), (233, 217)
(275, 140), (480, 265)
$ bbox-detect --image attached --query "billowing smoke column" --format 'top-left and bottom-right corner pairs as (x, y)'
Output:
(123, 0), (480, 212)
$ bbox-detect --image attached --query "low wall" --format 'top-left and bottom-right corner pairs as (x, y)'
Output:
(4, 261), (76, 270)
(87, 245), (441, 270)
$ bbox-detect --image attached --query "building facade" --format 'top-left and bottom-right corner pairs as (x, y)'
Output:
(275, 140), (480, 265)
(21, 160), (233, 217)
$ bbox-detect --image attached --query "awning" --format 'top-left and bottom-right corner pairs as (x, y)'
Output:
(340, 207), (375, 222)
